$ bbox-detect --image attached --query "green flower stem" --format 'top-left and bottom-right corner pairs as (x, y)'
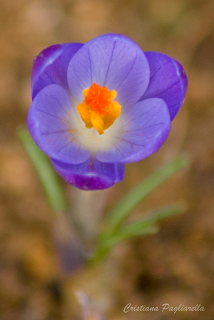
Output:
(19, 128), (67, 213)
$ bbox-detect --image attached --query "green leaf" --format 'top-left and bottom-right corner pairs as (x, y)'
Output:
(18, 128), (67, 212)
(89, 204), (186, 264)
(100, 225), (157, 248)
(104, 155), (188, 234)
(89, 225), (157, 264)
(114, 204), (186, 239)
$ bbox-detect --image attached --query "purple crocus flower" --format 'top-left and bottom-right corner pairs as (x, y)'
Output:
(27, 34), (187, 190)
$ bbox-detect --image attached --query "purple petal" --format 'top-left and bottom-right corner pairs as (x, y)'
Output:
(97, 98), (171, 163)
(141, 52), (188, 120)
(27, 84), (90, 164)
(31, 43), (83, 99)
(67, 34), (150, 109)
(51, 157), (125, 190)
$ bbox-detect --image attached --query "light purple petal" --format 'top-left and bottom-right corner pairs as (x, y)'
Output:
(97, 98), (171, 163)
(51, 157), (125, 190)
(67, 34), (150, 109)
(31, 43), (83, 99)
(141, 52), (188, 120)
(27, 84), (90, 164)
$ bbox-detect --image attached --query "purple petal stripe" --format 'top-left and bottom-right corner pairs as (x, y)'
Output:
(67, 34), (150, 109)
(27, 84), (90, 164)
(97, 98), (171, 163)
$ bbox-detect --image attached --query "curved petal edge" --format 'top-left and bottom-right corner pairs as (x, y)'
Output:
(141, 52), (188, 120)
(51, 157), (125, 190)
(27, 84), (90, 164)
(97, 98), (171, 163)
(31, 43), (83, 99)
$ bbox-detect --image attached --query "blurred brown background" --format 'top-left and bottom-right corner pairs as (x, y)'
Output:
(1, 0), (214, 319)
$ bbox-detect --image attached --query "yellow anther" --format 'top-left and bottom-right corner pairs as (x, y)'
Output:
(77, 83), (121, 135)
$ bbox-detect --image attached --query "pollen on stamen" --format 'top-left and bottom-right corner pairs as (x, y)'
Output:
(76, 82), (122, 135)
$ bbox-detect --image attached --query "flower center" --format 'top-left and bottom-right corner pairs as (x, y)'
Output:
(76, 83), (122, 135)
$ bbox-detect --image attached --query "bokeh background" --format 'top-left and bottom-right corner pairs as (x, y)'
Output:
(1, 0), (214, 319)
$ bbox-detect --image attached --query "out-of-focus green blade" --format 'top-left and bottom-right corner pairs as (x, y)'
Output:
(115, 204), (186, 238)
(105, 156), (188, 233)
(90, 204), (186, 264)
(101, 226), (157, 248)
(19, 128), (67, 212)
(89, 225), (157, 264)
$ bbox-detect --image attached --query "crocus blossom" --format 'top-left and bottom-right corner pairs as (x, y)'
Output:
(27, 34), (187, 190)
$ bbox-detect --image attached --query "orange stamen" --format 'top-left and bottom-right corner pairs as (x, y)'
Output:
(77, 83), (121, 135)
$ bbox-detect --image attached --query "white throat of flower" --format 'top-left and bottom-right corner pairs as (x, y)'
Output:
(69, 97), (123, 155)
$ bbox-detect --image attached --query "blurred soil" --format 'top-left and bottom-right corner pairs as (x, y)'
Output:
(1, 0), (214, 319)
